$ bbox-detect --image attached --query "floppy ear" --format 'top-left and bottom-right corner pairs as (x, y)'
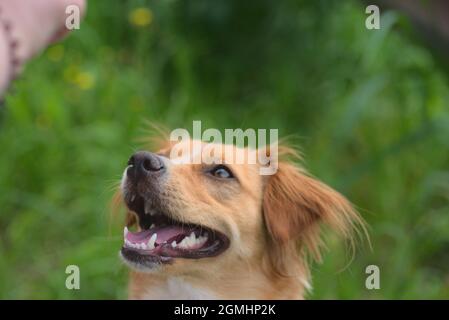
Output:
(263, 161), (363, 262)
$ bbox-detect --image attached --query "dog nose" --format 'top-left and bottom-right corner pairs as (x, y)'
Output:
(127, 151), (165, 181)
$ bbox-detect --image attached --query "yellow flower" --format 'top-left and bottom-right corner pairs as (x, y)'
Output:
(47, 45), (65, 62)
(63, 65), (95, 90)
(129, 7), (153, 27)
(63, 65), (79, 83)
(75, 72), (95, 90)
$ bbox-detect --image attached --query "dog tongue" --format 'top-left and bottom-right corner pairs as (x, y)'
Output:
(125, 225), (192, 244)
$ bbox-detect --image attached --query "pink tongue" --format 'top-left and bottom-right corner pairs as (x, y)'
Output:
(126, 225), (192, 244)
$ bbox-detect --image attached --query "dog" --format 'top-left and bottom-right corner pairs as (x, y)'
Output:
(116, 137), (364, 299)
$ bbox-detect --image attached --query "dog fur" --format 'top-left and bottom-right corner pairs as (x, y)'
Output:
(115, 135), (365, 299)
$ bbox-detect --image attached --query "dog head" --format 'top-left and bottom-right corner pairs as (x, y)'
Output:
(117, 137), (364, 294)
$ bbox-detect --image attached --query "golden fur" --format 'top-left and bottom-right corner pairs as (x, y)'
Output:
(114, 133), (365, 299)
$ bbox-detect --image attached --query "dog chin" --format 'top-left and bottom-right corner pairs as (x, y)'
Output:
(119, 250), (165, 273)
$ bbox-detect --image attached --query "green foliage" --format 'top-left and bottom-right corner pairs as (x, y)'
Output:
(0, 0), (448, 299)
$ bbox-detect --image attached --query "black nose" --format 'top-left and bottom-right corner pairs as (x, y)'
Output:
(127, 151), (165, 182)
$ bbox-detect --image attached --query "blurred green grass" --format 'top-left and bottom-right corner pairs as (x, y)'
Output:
(0, 0), (448, 299)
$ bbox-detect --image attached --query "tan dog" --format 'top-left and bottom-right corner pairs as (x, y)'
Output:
(117, 138), (364, 299)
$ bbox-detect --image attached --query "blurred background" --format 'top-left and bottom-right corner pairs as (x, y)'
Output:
(0, 0), (448, 299)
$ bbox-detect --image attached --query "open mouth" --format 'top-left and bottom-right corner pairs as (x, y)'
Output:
(121, 193), (230, 267)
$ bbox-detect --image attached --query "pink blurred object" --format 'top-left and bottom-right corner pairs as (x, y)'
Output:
(0, 0), (86, 95)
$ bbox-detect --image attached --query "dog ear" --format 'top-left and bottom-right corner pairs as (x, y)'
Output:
(263, 161), (363, 262)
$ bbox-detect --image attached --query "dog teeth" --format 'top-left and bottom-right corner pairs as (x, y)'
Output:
(124, 231), (158, 251)
(177, 232), (208, 249)
(124, 240), (148, 250)
(124, 230), (208, 251)
(147, 233), (157, 250)
(126, 241), (136, 249)
(150, 224), (156, 229)
(130, 195), (136, 202)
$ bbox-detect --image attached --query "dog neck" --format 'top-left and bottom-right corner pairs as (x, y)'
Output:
(127, 262), (309, 299)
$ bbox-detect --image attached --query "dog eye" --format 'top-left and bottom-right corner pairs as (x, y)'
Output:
(210, 165), (234, 179)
